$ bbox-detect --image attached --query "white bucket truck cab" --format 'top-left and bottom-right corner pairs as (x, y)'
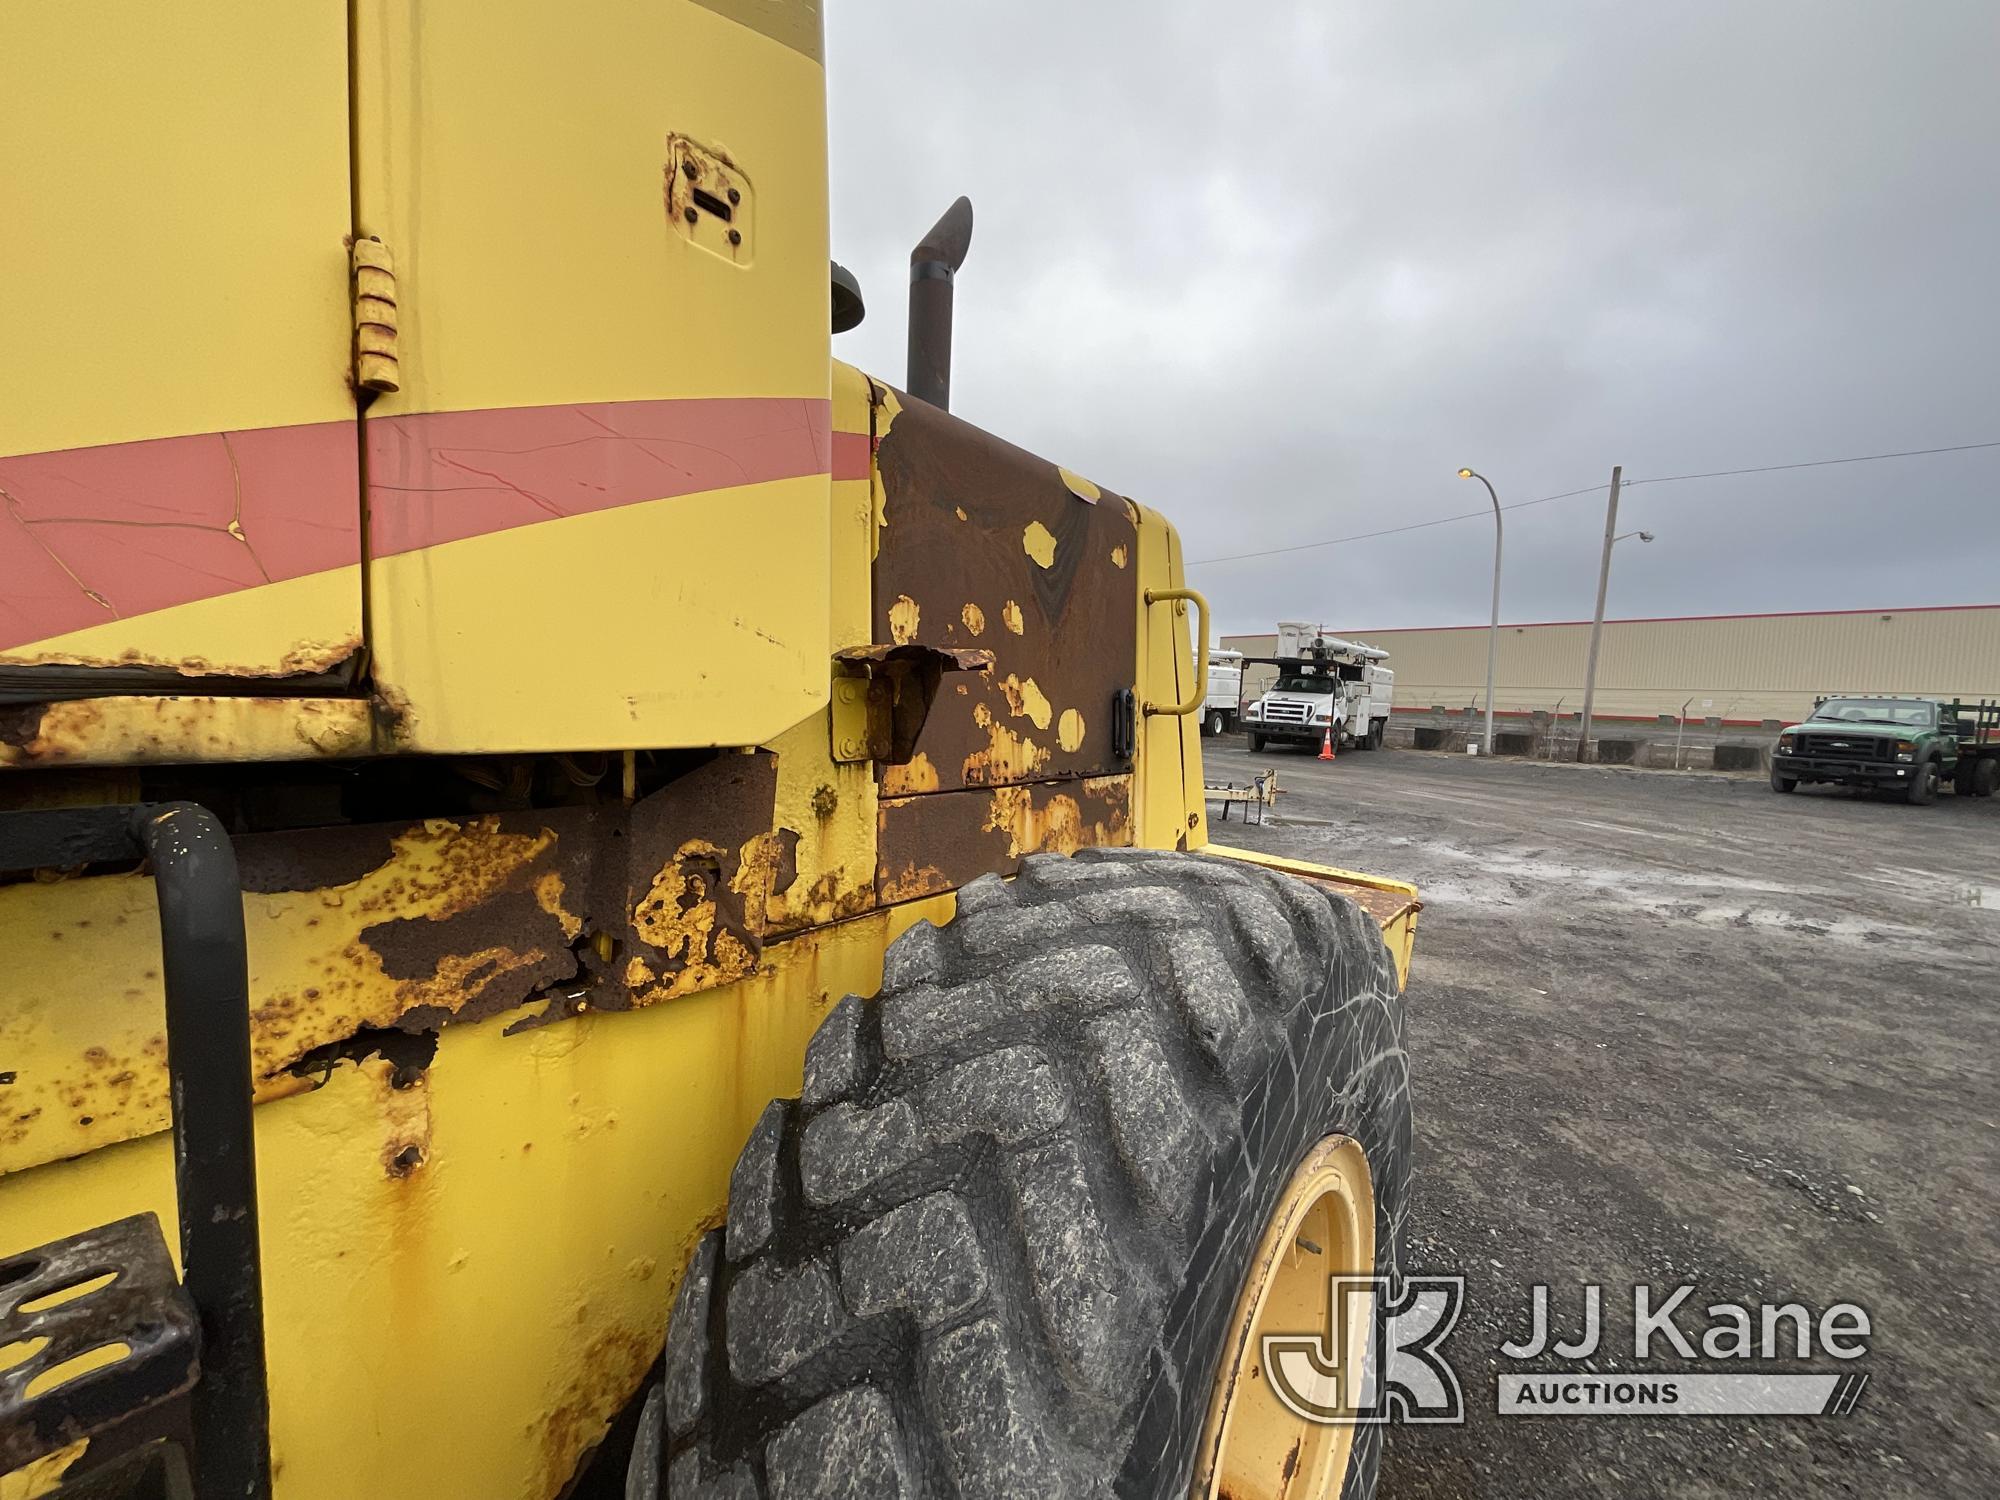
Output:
(1240, 621), (1394, 753)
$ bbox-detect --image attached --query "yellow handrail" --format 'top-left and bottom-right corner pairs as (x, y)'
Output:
(1144, 587), (1210, 716)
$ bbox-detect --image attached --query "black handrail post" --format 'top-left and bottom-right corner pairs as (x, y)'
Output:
(133, 803), (272, 1500)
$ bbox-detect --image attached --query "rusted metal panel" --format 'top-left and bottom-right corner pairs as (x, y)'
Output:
(876, 774), (1132, 902)
(616, 753), (778, 1007)
(1322, 881), (1419, 929)
(872, 394), (1138, 794)
(0, 753), (788, 1176)
(0, 695), (375, 768)
(832, 643), (993, 671)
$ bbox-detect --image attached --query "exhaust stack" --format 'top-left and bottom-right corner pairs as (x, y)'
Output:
(906, 197), (973, 411)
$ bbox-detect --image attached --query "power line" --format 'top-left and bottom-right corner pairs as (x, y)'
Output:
(1187, 438), (2000, 567)
(1191, 483), (1608, 566)
(1623, 439), (2000, 488)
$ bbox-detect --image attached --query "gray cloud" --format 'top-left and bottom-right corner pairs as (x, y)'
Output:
(826, 1), (1999, 634)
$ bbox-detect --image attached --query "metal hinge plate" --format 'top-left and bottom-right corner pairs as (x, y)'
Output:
(350, 237), (400, 394)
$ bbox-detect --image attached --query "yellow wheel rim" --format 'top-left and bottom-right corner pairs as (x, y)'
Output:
(1193, 1135), (1375, 1500)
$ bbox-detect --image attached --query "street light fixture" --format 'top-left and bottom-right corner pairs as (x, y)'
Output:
(1457, 467), (1503, 756)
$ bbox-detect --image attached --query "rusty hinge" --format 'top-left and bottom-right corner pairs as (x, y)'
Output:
(350, 237), (400, 394)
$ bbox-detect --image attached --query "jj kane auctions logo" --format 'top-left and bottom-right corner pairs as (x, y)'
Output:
(1261, 1279), (1873, 1423)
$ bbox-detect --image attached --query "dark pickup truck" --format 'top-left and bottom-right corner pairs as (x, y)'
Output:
(1771, 695), (2000, 804)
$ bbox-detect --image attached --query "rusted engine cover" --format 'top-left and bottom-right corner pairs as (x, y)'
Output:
(872, 394), (1139, 795)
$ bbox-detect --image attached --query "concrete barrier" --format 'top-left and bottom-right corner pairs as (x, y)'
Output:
(1388, 709), (1780, 772)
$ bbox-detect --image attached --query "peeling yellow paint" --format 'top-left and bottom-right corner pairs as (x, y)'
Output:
(760, 705), (877, 936)
(960, 602), (986, 636)
(881, 750), (941, 797)
(888, 594), (921, 645)
(631, 841), (728, 951)
(0, 1437), (86, 1499)
(869, 382), (904, 561)
(1022, 521), (1057, 568)
(1, 812), (591, 1173)
(966, 702), (1050, 783)
(1058, 467), (1102, 504)
(1001, 601), (1025, 635)
(998, 674), (1053, 730)
(620, 837), (764, 1004)
(879, 860), (950, 904)
(534, 872), (583, 941)
(1058, 708), (1087, 751)
(1110, 544), (1128, 569)
(0, 694), (375, 769)
(980, 775), (1131, 859)
(731, 828), (795, 932)
(622, 908), (758, 1006)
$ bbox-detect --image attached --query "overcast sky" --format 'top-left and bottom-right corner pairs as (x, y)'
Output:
(825, 1), (1998, 635)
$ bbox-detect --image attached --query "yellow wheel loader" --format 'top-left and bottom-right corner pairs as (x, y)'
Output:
(0, 5), (1420, 1498)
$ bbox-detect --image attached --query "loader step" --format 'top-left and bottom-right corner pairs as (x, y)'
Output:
(0, 1214), (198, 1475)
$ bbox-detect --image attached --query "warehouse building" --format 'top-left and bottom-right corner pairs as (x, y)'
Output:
(1223, 604), (2000, 738)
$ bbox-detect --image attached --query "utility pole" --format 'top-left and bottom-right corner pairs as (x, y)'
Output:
(1575, 464), (1622, 762)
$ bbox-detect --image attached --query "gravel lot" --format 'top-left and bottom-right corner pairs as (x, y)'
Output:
(1201, 741), (1999, 1499)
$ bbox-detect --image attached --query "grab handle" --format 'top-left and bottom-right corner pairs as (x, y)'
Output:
(1144, 587), (1209, 716)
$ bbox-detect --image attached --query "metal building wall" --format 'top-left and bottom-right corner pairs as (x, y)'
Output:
(1222, 605), (2000, 726)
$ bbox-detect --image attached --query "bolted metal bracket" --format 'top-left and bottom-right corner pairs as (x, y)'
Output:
(664, 136), (753, 266)
(829, 645), (993, 765)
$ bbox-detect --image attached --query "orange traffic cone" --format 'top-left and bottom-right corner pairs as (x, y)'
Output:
(1318, 724), (1336, 761)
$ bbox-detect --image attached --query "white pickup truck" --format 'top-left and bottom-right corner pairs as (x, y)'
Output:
(1241, 623), (1394, 752)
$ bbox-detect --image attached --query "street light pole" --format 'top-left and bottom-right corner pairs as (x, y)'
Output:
(1577, 464), (1631, 762)
(1457, 468), (1503, 756)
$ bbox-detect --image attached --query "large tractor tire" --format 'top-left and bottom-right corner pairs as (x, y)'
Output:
(632, 848), (1411, 1500)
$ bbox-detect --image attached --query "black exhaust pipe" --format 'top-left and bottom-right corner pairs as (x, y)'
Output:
(906, 196), (973, 411)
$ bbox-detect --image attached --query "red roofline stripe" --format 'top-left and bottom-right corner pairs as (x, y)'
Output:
(831, 430), (872, 482)
(0, 397), (835, 656)
(367, 396), (832, 555)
